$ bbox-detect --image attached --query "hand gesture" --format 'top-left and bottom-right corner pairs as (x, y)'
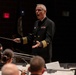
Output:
(13, 38), (21, 43)
(32, 41), (41, 48)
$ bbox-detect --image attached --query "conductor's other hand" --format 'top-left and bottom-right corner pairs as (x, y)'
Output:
(13, 38), (21, 43)
(32, 41), (41, 48)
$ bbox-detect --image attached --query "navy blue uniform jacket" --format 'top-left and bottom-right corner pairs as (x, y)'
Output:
(21, 17), (55, 63)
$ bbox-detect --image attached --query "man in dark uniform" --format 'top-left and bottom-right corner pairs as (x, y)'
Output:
(13, 4), (55, 63)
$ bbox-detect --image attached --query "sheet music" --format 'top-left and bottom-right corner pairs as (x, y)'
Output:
(17, 65), (23, 71)
(46, 61), (73, 71)
(0, 71), (1, 75)
(46, 61), (61, 69)
(42, 70), (75, 75)
(53, 70), (74, 75)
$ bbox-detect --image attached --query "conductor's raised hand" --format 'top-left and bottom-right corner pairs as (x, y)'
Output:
(13, 38), (21, 43)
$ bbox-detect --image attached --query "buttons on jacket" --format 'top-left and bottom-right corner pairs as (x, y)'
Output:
(34, 36), (36, 37)
(38, 36), (40, 37)
(34, 35), (40, 37)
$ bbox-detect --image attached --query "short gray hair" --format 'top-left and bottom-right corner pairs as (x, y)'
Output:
(36, 4), (47, 11)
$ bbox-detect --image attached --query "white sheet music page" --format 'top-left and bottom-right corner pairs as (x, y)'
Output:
(46, 61), (61, 69)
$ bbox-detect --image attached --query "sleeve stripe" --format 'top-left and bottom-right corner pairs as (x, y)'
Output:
(22, 37), (28, 44)
(42, 40), (47, 48)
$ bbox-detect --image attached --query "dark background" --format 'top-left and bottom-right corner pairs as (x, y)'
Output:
(0, 0), (76, 63)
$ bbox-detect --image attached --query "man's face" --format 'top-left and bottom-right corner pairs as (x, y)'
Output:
(35, 5), (46, 20)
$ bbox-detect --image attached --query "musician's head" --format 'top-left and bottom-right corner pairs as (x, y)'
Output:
(28, 56), (46, 75)
(1, 63), (19, 75)
(1, 49), (14, 64)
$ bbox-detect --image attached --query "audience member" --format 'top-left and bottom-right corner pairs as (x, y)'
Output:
(1, 63), (19, 75)
(28, 56), (46, 75)
(1, 49), (14, 64)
